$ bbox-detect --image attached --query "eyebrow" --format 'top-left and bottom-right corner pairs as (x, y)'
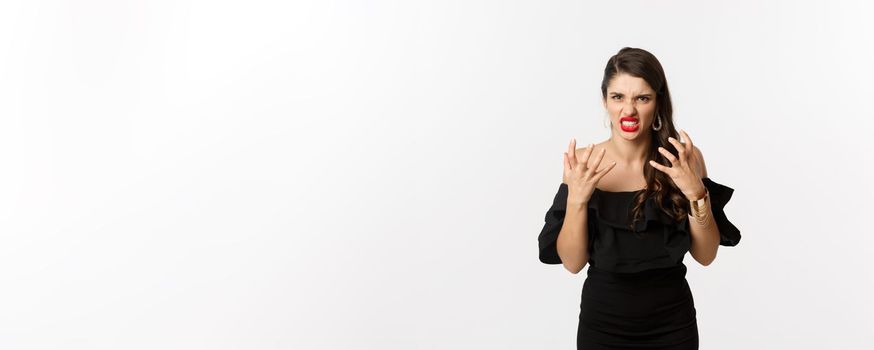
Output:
(609, 92), (654, 97)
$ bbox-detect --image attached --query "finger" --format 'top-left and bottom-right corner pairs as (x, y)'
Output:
(680, 130), (697, 171)
(667, 137), (687, 166)
(564, 152), (571, 171)
(648, 159), (671, 174)
(594, 161), (617, 180)
(567, 139), (576, 166)
(587, 148), (607, 177)
(579, 143), (593, 170)
(680, 129), (693, 153)
(657, 146), (678, 166)
(571, 138), (580, 168)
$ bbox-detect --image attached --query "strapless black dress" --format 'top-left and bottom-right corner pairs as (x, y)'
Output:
(537, 177), (741, 349)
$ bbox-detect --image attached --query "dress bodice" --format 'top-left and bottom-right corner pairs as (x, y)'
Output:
(537, 177), (741, 273)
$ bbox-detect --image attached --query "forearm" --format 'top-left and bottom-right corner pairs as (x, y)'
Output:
(688, 204), (720, 266)
(556, 202), (589, 273)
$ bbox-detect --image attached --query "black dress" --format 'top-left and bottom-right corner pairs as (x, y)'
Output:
(537, 177), (741, 349)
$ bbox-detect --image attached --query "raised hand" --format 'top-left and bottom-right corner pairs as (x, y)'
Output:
(648, 129), (707, 201)
(563, 138), (617, 206)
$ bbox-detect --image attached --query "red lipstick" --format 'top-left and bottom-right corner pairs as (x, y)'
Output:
(619, 116), (639, 132)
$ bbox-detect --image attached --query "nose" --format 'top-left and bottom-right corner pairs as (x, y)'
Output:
(622, 99), (637, 117)
(620, 108), (637, 118)
(620, 100), (638, 117)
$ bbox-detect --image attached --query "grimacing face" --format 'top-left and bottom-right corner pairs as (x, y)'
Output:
(602, 73), (658, 141)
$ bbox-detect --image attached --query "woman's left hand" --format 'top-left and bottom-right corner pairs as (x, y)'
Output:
(648, 129), (707, 201)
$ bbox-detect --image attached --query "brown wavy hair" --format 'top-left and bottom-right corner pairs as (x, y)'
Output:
(600, 47), (690, 231)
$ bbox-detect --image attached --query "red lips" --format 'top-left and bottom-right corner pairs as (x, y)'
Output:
(619, 116), (639, 132)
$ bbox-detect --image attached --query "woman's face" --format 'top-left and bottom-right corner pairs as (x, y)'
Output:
(603, 73), (658, 141)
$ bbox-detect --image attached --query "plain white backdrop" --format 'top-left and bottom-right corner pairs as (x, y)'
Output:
(1, 0), (872, 349)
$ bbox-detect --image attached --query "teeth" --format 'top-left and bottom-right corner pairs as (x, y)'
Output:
(621, 121), (638, 126)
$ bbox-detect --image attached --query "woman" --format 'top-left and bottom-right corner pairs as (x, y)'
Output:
(537, 47), (741, 349)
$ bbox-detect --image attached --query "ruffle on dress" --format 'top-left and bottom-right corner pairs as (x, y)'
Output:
(537, 177), (741, 267)
(701, 177), (742, 247)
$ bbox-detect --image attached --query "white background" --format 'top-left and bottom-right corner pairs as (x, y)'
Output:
(1, 0), (872, 349)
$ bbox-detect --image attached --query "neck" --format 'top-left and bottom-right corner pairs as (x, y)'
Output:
(609, 132), (652, 166)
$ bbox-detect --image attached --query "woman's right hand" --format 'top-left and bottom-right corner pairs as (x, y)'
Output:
(563, 138), (616, 206)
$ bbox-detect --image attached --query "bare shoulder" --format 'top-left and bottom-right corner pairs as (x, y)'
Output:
(572, 141), (609, 157)
(577, 142), (604, 158)
(573, 141), (611, 167)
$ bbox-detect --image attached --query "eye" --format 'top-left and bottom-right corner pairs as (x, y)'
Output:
(611, 95), (622, 101)
(637, 96), (650, 102)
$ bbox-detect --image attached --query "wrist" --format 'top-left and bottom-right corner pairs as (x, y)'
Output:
(687, 188), (710, 225)
(687, 185), (707, 201)
(566, 198), (588, 209)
